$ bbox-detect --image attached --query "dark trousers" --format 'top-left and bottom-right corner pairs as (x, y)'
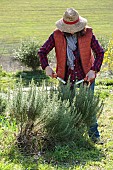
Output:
(89, 81), (100, 139)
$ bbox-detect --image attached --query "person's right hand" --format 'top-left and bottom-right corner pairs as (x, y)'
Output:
(45, 66), (57, 78)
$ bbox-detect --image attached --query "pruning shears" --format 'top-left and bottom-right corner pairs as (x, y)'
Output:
(52, 73), (89, 85)
(55, 76), (85, 85)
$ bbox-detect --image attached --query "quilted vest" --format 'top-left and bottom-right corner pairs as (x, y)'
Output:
(54, 27), (94, 79)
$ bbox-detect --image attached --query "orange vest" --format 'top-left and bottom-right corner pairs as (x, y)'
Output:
(54, 27), (94, 79)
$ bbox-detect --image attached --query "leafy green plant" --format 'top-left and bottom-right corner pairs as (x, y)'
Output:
(103, 38), (113, 74)
(8, 79), (45, 132)
(0, 66), (16, 93)
(39, 83), (104, 148)
(14, 38), (41, 71)
(0, 94), (7, 114)
(98, 36), (109, 52)
(8, 79), (50, 153)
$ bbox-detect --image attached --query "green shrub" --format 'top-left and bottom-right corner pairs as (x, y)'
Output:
(14, 38), (41, 71)
(0, 66), (16, 93)
(8, 81), (104, 153)
(0, 94), (7, 114)
(8, 80), (46, 132)
(103, 38), (113, 73)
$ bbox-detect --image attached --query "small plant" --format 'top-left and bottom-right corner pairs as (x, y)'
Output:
(103, 38), (113, 74)
(14, 38), (41, 71)
(8, 79), (46, 133)
(98, 36), (109, 52)
(8, 79), (50, 153)
(0, 94), (7, 114)
(0, 66), (16, 93)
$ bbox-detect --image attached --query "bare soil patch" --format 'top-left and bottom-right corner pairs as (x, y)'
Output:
(0, 56), (28, 72)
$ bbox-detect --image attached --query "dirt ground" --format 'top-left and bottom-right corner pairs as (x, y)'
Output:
(0, 56), (28, 72)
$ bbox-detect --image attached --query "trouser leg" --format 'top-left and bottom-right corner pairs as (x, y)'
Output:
(88, 81), (100, 140)
(88, 122), (100, 138)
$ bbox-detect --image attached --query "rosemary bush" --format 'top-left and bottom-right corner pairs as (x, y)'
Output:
(42, 93), (79, 143)
(43, 83), (104, 144)
(74, 85), (104, 127)
(8, 80), (46, 133)
(8, 81), (104, 152)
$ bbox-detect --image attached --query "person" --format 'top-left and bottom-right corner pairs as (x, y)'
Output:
(38, 8), (104, 143)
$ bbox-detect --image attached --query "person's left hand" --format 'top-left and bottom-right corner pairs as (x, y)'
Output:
(85, 70), (96, 82)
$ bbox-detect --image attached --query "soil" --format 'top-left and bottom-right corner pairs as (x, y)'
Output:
(0, 56), (28, 72)
(0, 56), (56, 72)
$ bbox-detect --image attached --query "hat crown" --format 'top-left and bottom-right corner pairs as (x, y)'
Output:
(63, 8), (79, 22)
(55, 7), (87, 33)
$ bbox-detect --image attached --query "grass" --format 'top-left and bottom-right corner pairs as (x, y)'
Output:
(0, 0), (113, 56)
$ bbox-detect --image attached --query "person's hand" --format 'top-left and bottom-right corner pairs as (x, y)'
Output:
(45, 66), (57, 78)
(85, 70), (96, 82)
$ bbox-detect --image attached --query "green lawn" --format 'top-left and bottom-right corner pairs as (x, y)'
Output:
(0, 0), (113, 55)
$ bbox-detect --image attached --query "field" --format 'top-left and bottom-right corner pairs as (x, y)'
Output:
(0, 0), (113, 169)
(0, 0), (113, 56)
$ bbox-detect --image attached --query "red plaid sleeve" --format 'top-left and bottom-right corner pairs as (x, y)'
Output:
(38, 33), (55, 70)
(91, 34), (104, 72)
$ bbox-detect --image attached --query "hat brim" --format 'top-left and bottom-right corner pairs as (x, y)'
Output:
(55, 16), (87, 33)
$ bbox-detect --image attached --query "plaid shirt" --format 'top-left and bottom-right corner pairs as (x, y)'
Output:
(38, 32), (104, 83)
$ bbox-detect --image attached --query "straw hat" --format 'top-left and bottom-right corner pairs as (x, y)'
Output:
(56, 8), (87, 33)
